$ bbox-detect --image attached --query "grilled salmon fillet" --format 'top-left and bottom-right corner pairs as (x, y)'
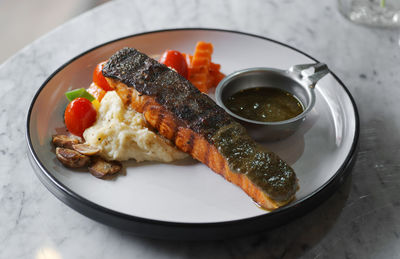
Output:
(102, 48), (298, 210)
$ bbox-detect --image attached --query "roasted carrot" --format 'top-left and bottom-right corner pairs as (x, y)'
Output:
(184, 44), (225, 92)
(209, 62), (221, 72)
(188, 42), (213, 93)
(209, 69), (225, 88)
(208, 62), (225, 87)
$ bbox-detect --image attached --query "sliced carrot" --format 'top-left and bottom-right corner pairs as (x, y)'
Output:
(188, 42), (213, 93)
(184, 53), (220, 73)
(209, 62), (221, 72)
(208, 62), (225, 87)
(87, 83), (106, 102)
(183, 43), (225, 92)
(209, 69), (225, 87)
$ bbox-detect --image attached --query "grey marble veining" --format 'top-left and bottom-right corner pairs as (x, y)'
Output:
(1, 0), (400, 258)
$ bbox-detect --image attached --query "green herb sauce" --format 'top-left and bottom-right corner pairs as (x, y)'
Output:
(224, 87), (303, 122)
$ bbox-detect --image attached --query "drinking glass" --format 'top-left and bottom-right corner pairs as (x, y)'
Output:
(338, 0), (400, 27)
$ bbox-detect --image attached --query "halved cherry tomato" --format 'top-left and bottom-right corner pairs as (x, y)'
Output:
(159, 50), (188, 79)
(64, 97), (97, 137)
(93, 61), (113, 91)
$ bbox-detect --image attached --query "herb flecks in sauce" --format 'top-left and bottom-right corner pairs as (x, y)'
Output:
(225, 87), (303, 122)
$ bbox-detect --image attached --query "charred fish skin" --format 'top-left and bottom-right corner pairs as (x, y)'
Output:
(103, 47), (297, 204)
(102, 48), (231, 142)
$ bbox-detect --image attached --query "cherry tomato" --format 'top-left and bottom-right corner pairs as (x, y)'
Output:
(64, 97), (97, 137)
(159, 50), (188, 79)
(93, 61), (113, 91)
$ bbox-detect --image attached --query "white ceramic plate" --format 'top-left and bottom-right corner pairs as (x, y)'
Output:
(27, 29), (359, 239)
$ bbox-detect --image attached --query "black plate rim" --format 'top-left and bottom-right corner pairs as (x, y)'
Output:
(26, 28), (360, 238)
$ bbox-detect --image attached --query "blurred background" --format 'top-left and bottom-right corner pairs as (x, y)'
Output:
(0, 0), (109, 64)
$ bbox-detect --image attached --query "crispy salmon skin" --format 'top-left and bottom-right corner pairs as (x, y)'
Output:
(102, 47), (298, 210)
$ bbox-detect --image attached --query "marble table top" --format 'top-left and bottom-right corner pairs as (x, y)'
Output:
(1, 0), (400, 258)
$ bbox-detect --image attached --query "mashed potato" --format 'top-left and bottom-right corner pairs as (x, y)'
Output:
(83, 91), (187, 162)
